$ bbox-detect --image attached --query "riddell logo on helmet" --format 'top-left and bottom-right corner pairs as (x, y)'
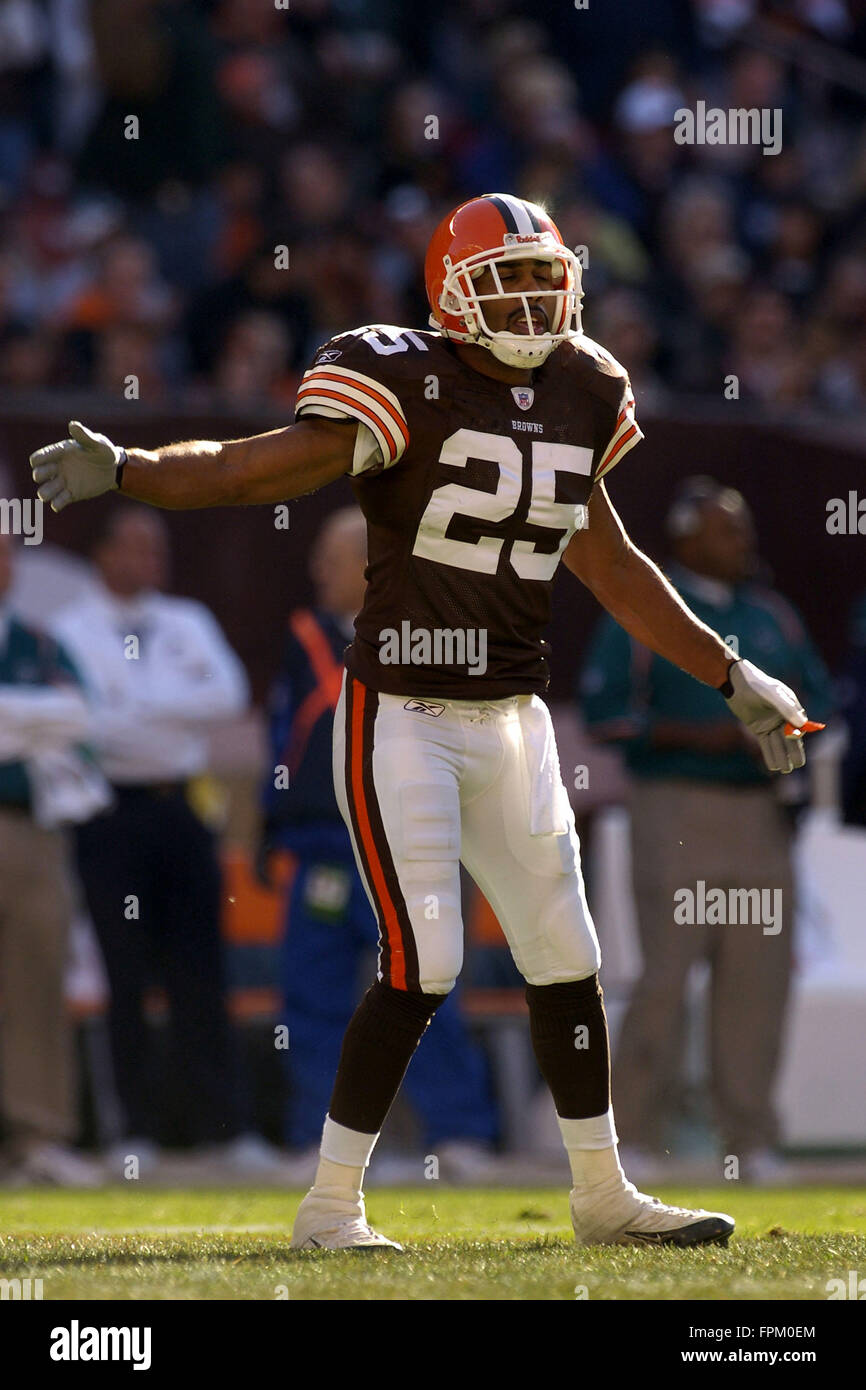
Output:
(503, 233), (544, 245)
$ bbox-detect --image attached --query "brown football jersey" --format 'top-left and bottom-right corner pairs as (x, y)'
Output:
(294, 324), (642, 698)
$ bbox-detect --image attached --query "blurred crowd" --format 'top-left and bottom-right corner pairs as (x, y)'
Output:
(1, 0), (866, 413)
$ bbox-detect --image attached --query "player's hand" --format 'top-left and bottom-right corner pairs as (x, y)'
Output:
(30, 421), (125, 513)
(720, 658), (809, 774)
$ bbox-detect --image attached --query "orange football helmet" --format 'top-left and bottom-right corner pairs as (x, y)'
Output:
(424, 193), (583, 368)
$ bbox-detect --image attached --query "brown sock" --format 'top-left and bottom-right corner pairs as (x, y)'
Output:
(329, 980), (449, 1133)
(525, 975), (611, 1118)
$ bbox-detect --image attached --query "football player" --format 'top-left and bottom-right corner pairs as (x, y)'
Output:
(30, 194), (815, 1249)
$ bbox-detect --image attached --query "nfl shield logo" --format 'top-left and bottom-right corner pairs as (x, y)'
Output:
(511, 387), (534, 411)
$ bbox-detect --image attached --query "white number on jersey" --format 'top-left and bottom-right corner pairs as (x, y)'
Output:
(348, 325), (430, 356)
(412, 429), (593, 581)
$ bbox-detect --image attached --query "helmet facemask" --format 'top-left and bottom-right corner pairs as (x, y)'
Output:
(432, 234), (584, 368)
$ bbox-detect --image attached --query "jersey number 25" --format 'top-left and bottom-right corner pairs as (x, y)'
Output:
(412, 428), (592, 582)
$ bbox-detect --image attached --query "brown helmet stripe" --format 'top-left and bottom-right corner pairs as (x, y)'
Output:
(485, 194), (543, 235)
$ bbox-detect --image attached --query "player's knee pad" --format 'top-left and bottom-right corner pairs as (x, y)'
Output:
(391, 777), (463, 993)
(520, 877), (602, 985)
(413, 931), (462, 995)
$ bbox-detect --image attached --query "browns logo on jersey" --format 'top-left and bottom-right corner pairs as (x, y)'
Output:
(294, 324), (642, 699)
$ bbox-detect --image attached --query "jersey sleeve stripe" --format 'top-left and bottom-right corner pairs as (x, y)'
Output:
(296, 366), (409, 461)
(300, 364), (408, 417)
(613, 395), (635, 429)
(602, 420), (639, 463)
(299, 364), (408, 434)
(296, 384), (402, 462)
(608, 414), (636, 448)
(596, 421), (642, 478)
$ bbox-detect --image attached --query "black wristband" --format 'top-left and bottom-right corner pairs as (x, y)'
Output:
(718, 656), (739, 698)
(115, 448), (128, 490)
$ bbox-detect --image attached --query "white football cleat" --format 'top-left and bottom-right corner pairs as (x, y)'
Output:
(570, 1176), (734, 1247)
(290, 1193), (404, 1252)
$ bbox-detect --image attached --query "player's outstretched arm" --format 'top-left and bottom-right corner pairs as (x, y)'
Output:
(564, 481), (735, 686)
(564, 481), (812, 773)
(30, 417), (356, 512)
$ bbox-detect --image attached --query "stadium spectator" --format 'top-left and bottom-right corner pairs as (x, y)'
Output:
(51, 505), (281, 1176)
(258, 507), (500, 1181)
(91, 324), (168, 403)
(727, 286), (816, 404)
(211, 309), (297, 408)
(0, 0), (51, 199)
(77, 0), (223, 199)
(0, 3), (864, 409)
(64, 234), (176, 336)
(588, 287), (669, 411)
(579, 477), (834, 1183)
(0, 531), (105, 1186)
(0, 323), (57, 391)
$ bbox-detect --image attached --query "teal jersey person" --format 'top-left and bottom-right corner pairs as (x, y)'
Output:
(841, 591), (866, 826)
(578, 477), (833, 1179)
(0, 532), (105, 1188)
(581, 578), (833, 787)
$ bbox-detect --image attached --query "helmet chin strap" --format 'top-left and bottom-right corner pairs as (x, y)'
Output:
(447, 294), (565, 367)
(431, 315), (561, 368)
(484, 334), (557, 368)
(477, 300), (563, 366)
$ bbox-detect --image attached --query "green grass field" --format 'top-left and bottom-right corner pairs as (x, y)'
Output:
(1, 1187), (865, 1300)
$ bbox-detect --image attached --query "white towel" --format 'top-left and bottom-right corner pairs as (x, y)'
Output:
(27, 747), (114, 828)
(0, 687), (90, 760)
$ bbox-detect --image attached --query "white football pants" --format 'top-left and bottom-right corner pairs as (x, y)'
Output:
(333, 674), (601, 994)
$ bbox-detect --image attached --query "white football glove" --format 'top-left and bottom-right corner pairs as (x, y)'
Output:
(30, 421), (125, 513)
(720, 658), (808, 774)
